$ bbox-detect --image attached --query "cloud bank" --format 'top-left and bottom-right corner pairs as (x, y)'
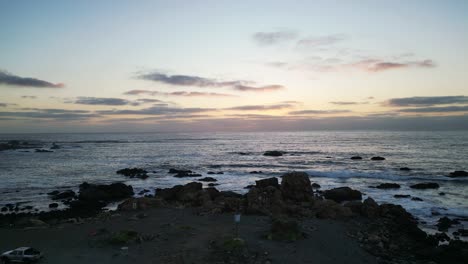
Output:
(0, 71), (64, 88)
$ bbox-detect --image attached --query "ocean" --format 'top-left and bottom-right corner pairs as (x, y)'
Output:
(0, 131), (467, 233)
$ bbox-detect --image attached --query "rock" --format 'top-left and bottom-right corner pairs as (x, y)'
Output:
(51, 190), (76, 200)
(47, 190), (60, 196)
(208, 183), (219, 187)
(168, 168), (192, 174)
(350, 156), (363, 160)
(155, 185), (183, 201)
(410, 182), (440, 189)
(400, 167), (411, 171)
(314, 199), (353, 219)
(361, 197), (380, 218)
(263, 151), (283, 157)
(175, 182), (203, 203)
(457, 229), (468, 237)
(49, 203), (59, 208)
(204, 187), (221, 200)
(323, 187), (362, 203)
(371, 156), (385, 161)
(448, 170), (468, 178)
(138, 189), (150, 195)
(280, 172), (312, 201)
(344, 200), (363, 214)
(78, 182), (134, 202)
(117, 197), (165, 211)
(173, 171), (202, 178)
(1, 207), (7, 212)
(116, 168), (148, 179)
(246, 186), (284, 215)
(249, 171), (263, 174)
(219, 191), (243, 199)
(411, 197), (423, 201)
(207, 171), (224, 175)
(255, 177), (279, 189)
(198, 177), (217, 182)
(439, 192), (446, 196)
(375, 183), (401, 189)
(35, 149), (53, 153)
(244, 185), (255, 189)
(268, 217), (304, 241)
(394, 194), (411, 198)
(51, 143), (60, 149)
(436, 217), (460, 231)
(311, 183), (321, 189)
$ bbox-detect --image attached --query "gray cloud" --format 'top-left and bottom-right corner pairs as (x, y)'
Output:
(97, 106), (216, 116)
(71, 97), (139, 106)
(397, 106), (468, 113)
(21, 95), (37, 99)
(135, 98), (164, 103)
(0, 108), (98, 120)
(252, 30), (297, 45)
(225, 103), (294, 111)
(289, 109), (352, 115)
(329, 101), (368, 105)
(385, 96), (468, 107)
(232, 84), (284, 92)
(124, 89), (236, 97)
(0, 70), (64, 88)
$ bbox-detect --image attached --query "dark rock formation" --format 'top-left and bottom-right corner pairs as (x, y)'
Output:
(410, 182), (440, 189)
(448, 170), (468, 178)
(116, 168), (148, 179)
(263, 151), (283, 157)
(350, 156), (362, 160)
(323, 187), (362, 203)
(255, 177), (279, 189)
(371, 156), (385, 161)
(280, 172), (312, 201)
(375, 183), (401, 189)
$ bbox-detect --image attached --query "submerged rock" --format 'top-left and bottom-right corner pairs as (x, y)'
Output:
(263, 151), (283, 157)
(350, 156), (363, 160)
(375, 183), (401, 189)
(448, 170), (468, 178)
(323, 187), (362, 203)
(400, 167), (412, 171)
(371, 156), (385, 161)
(394, 194), (411, 198)
(116, 168), (148, 179)
(198, 177), (217, 182)
(410, 182), (440, 189)
(436, 217), (460, 231)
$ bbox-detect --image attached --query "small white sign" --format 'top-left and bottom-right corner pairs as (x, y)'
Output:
(234, 214), (241, 223)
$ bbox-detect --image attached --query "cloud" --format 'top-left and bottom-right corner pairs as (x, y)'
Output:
(71, 97), (139, 106)
(397, 106), (468, 113)
(296, 34), (346, 48)
(0, 70), (64, 88)
(289, 109), (352, 115)
(97, 106), (216, 116)
(266, 61), (288, 68)
(384, 96), (468, 107)
(135, 72), (285, 93)
(351, 59), (435, 72)
(225, 103), (295, 111)
(135, 98), (164, 103)
(124, 89), (236, 97)
(0, 103), (9, 107)
(329, 101), (368, 105)
(0, 108), (98, 120)
(232, 84), (284, 92)
(21, 95), (37, 99)
(252, 30), (297, 45)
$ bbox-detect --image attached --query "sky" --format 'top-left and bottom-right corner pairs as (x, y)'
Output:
(1, 0), (468, 132)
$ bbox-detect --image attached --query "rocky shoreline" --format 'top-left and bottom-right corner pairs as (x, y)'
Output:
(0, 171), (467, 263)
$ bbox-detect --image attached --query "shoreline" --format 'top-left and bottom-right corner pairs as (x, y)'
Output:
(1, 172), (467, 263)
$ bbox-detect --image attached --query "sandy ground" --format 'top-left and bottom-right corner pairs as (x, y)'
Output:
(0, 208), (377, 264)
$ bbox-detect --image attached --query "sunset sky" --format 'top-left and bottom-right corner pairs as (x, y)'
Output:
(1, 0), (468, 132)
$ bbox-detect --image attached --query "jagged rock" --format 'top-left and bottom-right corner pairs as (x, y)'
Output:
(410, 182), (440, 189)
(361, 197), (380, 218)
(436, 217), (460, 231)
(280, 172), (312, 201)
(78, 182), (134, 202)
(255, 177), (279, 189)
(246, 186), (284, 215)
(314, 199), (353, 219)
(323, 187), (362, 203)
(375, 183), (401, 189)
